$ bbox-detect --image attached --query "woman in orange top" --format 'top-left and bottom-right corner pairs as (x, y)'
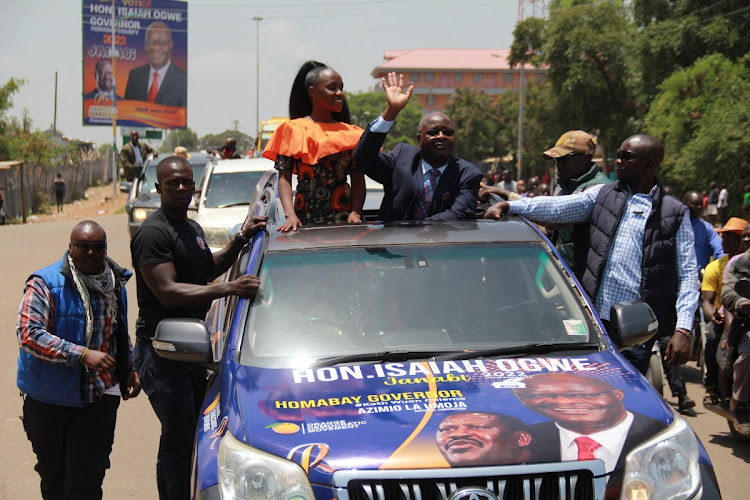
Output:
(263, 60), (365, 232)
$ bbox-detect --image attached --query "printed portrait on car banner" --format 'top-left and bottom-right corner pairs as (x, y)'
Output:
(221, 353), (671, 482)
(82, 0), (187, 128)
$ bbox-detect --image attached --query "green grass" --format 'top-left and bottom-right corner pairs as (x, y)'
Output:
(114, 205), (126, 215)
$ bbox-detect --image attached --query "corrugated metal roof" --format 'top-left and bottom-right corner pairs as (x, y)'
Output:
(0, 160), (23, 170)
(372, 49), (514, 74)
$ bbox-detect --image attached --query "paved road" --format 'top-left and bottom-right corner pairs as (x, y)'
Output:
(0, 214), (747, 498)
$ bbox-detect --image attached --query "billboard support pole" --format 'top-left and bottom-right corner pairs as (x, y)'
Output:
(110, 0), (118, 197)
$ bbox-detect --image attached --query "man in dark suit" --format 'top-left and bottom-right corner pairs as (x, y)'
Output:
(353, 72), (481, 222)
(124, 21), (186, 107)
(84, 58), (122, 101)
(514, 373), (665, 475)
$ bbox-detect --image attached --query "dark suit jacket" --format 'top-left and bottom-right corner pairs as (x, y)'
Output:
(527, 412), (665, 480)
(83, 89), (123, 101)
(124, 61), (187, 107)
(353, 127), (482, 222)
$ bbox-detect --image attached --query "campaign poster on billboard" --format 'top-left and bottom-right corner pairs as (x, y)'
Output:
(82, 0), (187, 128)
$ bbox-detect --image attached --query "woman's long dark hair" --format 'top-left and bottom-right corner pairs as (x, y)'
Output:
(288, 60), (351, 123)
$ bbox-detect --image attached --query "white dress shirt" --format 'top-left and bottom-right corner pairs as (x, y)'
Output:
(556, 411), (634, 472)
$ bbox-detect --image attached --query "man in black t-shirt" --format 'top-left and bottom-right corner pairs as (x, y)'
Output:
(130, 156), (266, 500)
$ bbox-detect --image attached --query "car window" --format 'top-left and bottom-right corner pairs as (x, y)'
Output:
(139, 165), (159, 194)
(204, 171), (265, 208)
(242, 244), (597, 368)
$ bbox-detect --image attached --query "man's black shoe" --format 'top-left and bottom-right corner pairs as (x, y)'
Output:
(678, 395), (696, 411)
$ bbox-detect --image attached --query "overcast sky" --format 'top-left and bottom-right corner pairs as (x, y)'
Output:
(0, 0), (520, 148)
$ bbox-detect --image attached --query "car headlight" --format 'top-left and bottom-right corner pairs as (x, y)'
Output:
(621, 416), (700, 500)
(133, 208), (151, 222)
(203, 227), (230, 249)
(218, 430), (314, 500)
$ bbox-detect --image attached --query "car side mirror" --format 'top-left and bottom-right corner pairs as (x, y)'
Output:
(119, 181), (132, 193)
(153, 318), (216, 368)
(608, 300), (659, 348)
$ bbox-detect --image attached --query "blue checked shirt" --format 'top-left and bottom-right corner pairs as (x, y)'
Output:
(508, 184), (699, 329)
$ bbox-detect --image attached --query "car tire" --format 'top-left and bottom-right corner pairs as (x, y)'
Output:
(646, 351), (664, 396)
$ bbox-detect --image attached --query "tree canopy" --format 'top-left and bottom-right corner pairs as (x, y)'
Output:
(198, 130), (254, 155)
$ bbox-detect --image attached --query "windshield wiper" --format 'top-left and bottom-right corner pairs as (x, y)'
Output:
(215, 202), (250, 209)
(437, 343), (598, 361)
(312, 350), (444, 368)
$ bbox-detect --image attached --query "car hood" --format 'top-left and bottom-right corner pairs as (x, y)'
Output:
(208, 350), (672, 485)
(133, 191), (161, 208)
(194, 205), (248, 229)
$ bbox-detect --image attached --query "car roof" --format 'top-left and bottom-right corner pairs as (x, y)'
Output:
(265, 218), (545, 252)
(212, 157), (274, 174)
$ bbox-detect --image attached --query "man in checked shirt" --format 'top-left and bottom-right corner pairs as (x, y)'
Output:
(485, 134), (699, 377)
(16, 220), (141, 499)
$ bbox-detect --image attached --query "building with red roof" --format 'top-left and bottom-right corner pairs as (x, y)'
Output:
(371, 48), (546, 113)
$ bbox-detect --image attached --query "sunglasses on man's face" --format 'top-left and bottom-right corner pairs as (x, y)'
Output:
(617, 150), (652, 163)
(555, 153), (585, 164)
(71, 242), (106, 254)
(423, 128), (455, 138)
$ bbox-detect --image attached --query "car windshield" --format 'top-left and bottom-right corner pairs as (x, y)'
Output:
(242, 244), (598, 368)
(204, 171), (265, 208)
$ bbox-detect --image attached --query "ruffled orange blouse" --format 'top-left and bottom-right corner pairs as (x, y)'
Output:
(262, 118), (363, 165)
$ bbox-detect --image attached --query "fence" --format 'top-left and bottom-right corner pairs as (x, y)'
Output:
(0, 152), (114, 221)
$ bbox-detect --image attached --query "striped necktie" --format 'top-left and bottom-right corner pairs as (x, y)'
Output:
(414, 168), (441, 220)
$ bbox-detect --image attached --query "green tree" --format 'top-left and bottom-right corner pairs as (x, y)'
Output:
(161, 127), (199, 153)
(199, 130), (254, 155)
(346, 90), (423, 150)
(510, 1), (640, 157)
(644, 54), (750, 202)
(0, 77), (26, 160)
(635, 0), (750, 102)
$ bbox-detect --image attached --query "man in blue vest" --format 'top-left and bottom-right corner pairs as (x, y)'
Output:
(16, 220), (141, 499)
(484, 134), (699, 377)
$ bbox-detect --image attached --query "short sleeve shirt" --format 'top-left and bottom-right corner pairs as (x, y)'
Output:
(130, 208), (214, 340)
(702, 255), (730, 310)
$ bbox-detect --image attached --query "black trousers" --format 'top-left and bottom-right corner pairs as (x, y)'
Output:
(135, 340), (207, 500)
(704, 321), (721, 389)
(22, 394), (120, 500)
(657, 335), (687, 397)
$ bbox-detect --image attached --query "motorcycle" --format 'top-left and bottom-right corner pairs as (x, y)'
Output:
(703, 278), (750, 441)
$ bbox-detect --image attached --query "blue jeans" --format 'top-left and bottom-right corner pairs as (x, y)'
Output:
(135, 341), (207, 500)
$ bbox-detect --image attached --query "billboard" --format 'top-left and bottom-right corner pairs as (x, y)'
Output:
(82, 0), (188, 129)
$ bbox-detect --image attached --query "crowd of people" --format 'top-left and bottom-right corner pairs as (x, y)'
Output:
(15, 64), (750, 498)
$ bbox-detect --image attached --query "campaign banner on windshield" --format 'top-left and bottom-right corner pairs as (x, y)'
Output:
(82, 0), (187, 128)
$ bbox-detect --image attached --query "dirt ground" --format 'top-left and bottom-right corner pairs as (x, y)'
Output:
(27, 183), (127, 224)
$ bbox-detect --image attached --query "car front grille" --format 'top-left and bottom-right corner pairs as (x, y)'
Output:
(333, 462), (607, 500)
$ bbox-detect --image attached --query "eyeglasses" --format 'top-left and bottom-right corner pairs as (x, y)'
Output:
(71, 242), (106, 254)
(163, 178), (195, 188)
(617, 150), (652, 163)
(423, 128), (455, 137)
(555, 153), (585, 164)
(519, 390), (615, 401)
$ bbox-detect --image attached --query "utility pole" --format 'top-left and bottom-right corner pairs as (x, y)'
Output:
(110, 0), (118, 197)
(253, 16), (263, 145)
(516, 0), (546, 182)
(53, 71), (58, 136)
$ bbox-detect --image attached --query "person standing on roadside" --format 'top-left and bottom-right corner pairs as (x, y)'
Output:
(17, 220), (140, 499)
(542, 130), (610, 279)
(53, 173), (65, 213)
(485, 134), (699, 376)
(706, 182), (719, 225)
(684, 190), (724, 271)
(701, 217), (748, 406)
(718, 183), (730, 225)
(120, 131), (157, 182)
(131, 156), (266, 499)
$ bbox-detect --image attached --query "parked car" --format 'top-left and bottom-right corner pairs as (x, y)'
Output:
(154, 183), (720, 500)
(192, 157), (274, 252)
(125, 151), (213, 238)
